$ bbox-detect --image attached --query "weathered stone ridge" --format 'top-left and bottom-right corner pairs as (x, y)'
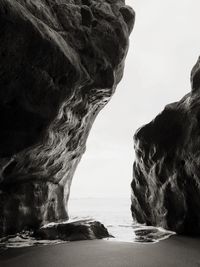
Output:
(0, 0), (134, 236)
(132, 57), (200, 235)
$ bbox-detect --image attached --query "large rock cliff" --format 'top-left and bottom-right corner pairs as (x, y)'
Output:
(0, 0), (134, 236)
(132, 57), (200, 235)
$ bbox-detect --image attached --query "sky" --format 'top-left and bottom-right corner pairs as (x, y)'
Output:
(70, 0), (200, 199)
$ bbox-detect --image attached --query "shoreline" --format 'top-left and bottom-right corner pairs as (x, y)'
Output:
(1, 235), (200, 267)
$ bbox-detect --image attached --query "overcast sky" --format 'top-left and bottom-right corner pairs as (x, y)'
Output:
(70, 0), (200, 199)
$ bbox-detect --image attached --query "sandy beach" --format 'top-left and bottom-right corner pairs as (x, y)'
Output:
(1, 236), (200, 267)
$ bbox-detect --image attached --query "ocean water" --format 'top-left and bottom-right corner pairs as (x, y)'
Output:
(0, 197), (175, 249)
(68, 197), (175, 243)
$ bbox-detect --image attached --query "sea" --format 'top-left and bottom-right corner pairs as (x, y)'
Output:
(0, 197), (175, 249)
(69, 197), (175, 243)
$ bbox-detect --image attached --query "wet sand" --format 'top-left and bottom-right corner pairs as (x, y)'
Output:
(0, 236), (200, 267)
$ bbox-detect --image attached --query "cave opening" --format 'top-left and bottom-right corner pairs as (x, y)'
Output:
(68, 0), (200, 242)
(1, 0), (200, 255)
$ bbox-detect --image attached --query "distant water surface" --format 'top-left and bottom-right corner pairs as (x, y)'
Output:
(69, 197), (175, 243)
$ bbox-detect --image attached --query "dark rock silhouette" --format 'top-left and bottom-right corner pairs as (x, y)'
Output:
(34, 219), (111, 241)
(0, 0), (134, 237)
(131, 57), (200, 235)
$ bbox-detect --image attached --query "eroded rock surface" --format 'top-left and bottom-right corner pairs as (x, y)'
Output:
(132, 57), (200, 235)
(0, 0), (134, 236)
(34, 219), (111, 241)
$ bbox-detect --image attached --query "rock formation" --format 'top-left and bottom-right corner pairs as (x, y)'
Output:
(132, 57), (200, 235)
(34, 219), (111, 241)
(0, 0), (134, 237)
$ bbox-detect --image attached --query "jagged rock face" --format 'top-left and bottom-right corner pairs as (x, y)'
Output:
(0, 0), (134, 236)
(131, 57), (200, 235)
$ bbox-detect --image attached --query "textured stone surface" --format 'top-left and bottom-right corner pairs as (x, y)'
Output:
(34, 219), (111, 241)
(0, 0), (134, 236)
(131, 57), (200, 235)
